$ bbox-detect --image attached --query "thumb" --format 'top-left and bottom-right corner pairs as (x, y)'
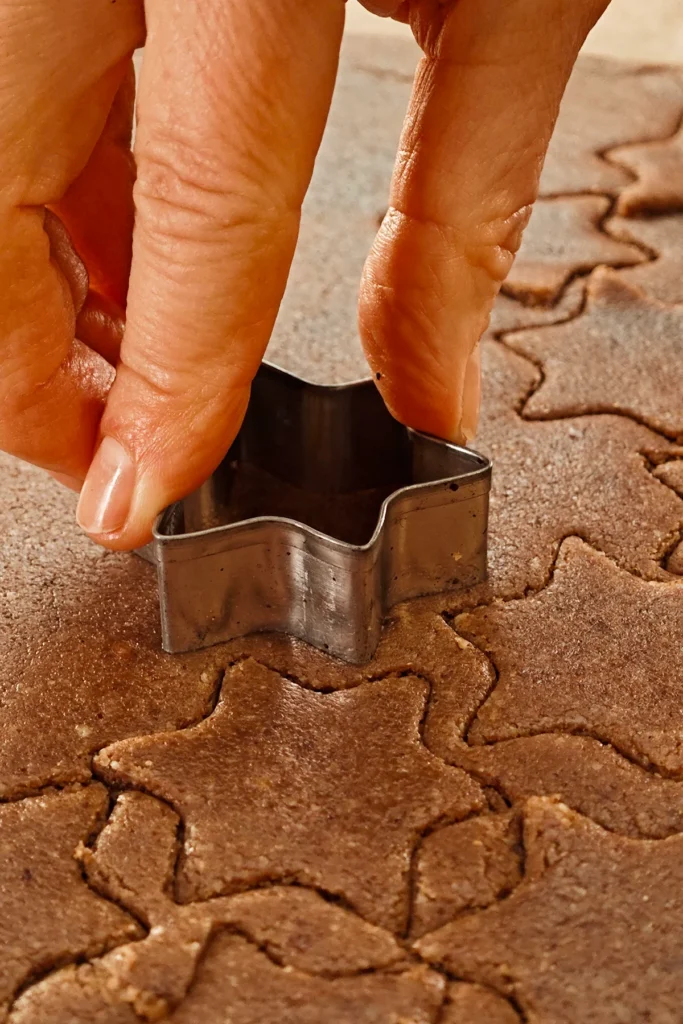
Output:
(77, 0), (344, 550)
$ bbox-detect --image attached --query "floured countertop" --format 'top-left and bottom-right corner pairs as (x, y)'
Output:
(1, 34), (682, 1024)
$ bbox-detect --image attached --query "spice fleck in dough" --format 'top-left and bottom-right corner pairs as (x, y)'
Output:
(417, 798), (683, 1024)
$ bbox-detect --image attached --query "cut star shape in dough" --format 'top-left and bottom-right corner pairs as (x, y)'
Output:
(456, 538), (683, 775)
(504, 269), (683, 439)
(10, 931), (441, 1024)
(451, 733), (683, 839)
(417, 798), (683, 1024)
(221, 602), (497, 761)
(0, 785), (140, 1007)
(502, 196), (644, 305)
(94, 662), (484, 932)
(13, 790), (411, 1022)
(467, 340), (682, 598)
(610, 126), (683, 215)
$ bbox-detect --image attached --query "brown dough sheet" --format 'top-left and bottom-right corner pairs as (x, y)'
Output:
(417, 798), (683, 1024)
(1, 36), (683, 1024)
(465, 340), (682, 599)
(93, 663), (484, 931)
(539, 56), (683, 196)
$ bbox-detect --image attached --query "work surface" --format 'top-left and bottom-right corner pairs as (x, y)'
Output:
(1, 34), (683, 1024)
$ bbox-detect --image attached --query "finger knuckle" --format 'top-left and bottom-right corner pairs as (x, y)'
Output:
(134, 127), (298, 246)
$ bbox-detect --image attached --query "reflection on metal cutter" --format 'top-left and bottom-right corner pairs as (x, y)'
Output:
(140, 363), (491, 663)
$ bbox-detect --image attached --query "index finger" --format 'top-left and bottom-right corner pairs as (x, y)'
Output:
(77, 0), (345, 548)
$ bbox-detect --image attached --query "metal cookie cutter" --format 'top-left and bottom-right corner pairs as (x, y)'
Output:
(141, 363), (491, 663)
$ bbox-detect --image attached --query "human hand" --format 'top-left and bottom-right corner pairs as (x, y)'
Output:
(0, 0), (609, 551)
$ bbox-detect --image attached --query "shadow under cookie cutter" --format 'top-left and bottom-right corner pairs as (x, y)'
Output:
(140, 363), (491, 663)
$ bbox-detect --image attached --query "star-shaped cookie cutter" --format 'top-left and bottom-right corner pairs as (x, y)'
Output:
(141, 363), (491, 662)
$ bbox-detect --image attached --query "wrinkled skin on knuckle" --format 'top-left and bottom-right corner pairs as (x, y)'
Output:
(0, 0), (142, 474)
(128, 129), (300, 395)
(361, 203), (530, 366)
(359, 201), (532, 436)
(463, 201), (533, 283)
(133, 128), (299, 249)
(0, 344), (112, 474)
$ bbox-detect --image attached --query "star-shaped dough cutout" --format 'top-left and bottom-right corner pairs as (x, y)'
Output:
(15, 790), (410, 1021)
(504, 269), (683, 439)
(465, 340), (682, 598)
(417, 798), (683, 1024)
(85, 791), (406, 977)
(95, 662), (484, 932)
(540, 57), (683, 196)
(610, 126), (683, 215)
(608, 213), (683, 304)
(452, 734), (683, 839)
(0, 785), (140, 1006)
(455, 538), (683, 775)
(0, 457), (226, 802)
(502, 197), (644, 305)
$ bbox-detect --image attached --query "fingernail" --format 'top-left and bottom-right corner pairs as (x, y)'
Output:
(460, 346), (482, 443)
(77, 437), (135, 536)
